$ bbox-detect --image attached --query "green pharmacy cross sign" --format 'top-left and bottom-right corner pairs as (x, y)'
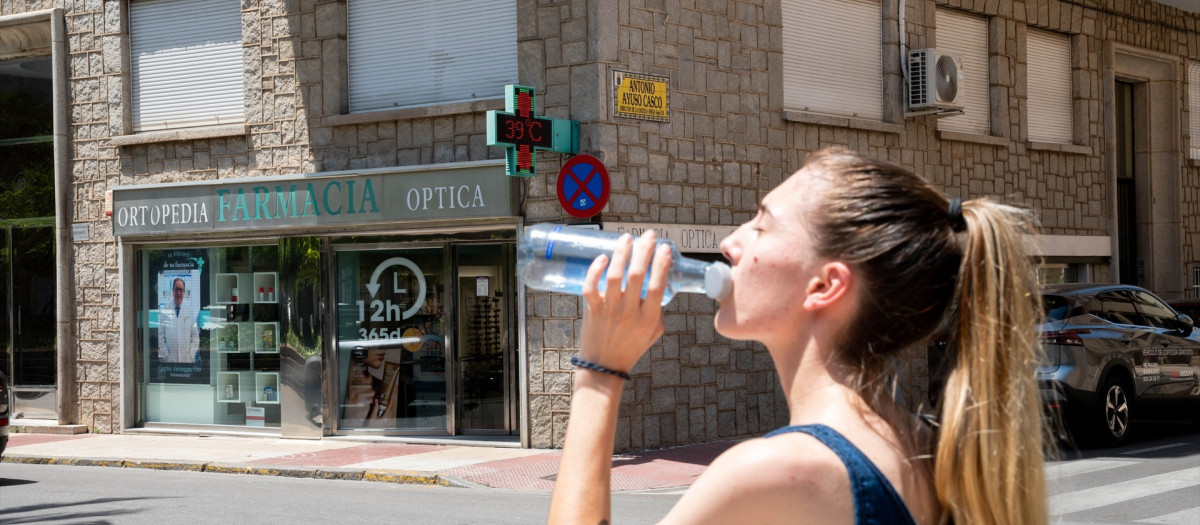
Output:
(487, 85), (578, 177)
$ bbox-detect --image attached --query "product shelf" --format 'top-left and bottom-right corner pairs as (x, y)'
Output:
(254, 322), (279, 354)
(217, 372), (243, 403)
(254, 372), (280, 404)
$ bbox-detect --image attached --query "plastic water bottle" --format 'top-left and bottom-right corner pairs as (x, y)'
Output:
(518, 223), (732, 305)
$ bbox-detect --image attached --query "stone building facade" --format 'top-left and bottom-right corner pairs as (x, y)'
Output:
(0, 0), (1195, 451)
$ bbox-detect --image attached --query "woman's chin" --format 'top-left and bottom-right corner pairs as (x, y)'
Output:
(713, 307), (740, 339)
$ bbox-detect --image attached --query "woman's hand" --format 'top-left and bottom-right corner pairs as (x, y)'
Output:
(578, 231), (673, 373)
(548, 231), (673, 525)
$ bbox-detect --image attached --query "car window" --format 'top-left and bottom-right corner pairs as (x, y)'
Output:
(1084, 291), (1148, 326)
(1130, 290), (1176, 329)
(1043, 295), (1071, 322)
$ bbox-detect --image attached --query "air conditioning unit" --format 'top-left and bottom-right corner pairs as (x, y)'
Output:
(907, 48), (964, 112)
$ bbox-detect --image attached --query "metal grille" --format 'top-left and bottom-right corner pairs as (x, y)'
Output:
(908, 50), (928, 106)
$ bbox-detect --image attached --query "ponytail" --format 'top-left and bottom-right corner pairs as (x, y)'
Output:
(933, 200), (1048, 525)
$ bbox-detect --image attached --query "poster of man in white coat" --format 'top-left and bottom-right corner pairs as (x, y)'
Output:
(158, 273), (201, 364)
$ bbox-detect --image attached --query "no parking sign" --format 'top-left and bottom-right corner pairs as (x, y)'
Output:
(557, 155), (610, 218)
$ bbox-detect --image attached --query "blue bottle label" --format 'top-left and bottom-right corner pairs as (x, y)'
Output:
(545, 225), (564, 260)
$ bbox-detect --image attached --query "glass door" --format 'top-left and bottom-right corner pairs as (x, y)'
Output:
(334, 246), (448, 432)
(455, 244), (514, 433)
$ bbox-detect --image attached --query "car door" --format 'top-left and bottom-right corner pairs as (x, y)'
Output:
(1088, 291), (1156, 395)
(1129, 290), (1200, 398)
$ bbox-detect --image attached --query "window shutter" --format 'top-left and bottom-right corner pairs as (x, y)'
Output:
(935, 9), (989, 135)
(348, 0), (517, 113)
(782, 0), (883, 120)
(130, 0), (244, 131)
(1026, 29), (1073, 143)
(1189, 60), (1200, 160)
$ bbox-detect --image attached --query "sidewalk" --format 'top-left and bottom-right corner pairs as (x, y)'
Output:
(1, 422), (737, 492)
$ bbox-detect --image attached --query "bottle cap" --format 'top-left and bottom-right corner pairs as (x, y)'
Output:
(704, 262), (733, 300)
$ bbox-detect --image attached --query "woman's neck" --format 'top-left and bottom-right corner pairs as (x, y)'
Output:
(772, 334), (865, 425)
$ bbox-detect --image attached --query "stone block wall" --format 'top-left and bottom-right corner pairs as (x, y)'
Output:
(51, 0), (311, 432)
(2, 0), (1196, 443)
(524, 0), (1200, 450)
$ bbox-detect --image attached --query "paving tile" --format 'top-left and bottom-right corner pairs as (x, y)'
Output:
(250, 443), (447, 468)
(7, 434), (96, 447)
(350, 446), (545, 471)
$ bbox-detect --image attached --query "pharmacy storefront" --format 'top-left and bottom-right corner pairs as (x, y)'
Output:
(113, 161), (524, 441)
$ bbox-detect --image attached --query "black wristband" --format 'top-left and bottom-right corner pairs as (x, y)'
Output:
(570, 356), (631, 381)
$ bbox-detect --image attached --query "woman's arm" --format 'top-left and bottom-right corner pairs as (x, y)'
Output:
(547, 233), (672, 525)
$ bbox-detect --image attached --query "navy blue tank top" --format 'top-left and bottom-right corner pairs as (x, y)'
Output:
(764, 424), (918, 525)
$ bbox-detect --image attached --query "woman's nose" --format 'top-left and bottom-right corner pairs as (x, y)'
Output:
(720, 232), (739, 265)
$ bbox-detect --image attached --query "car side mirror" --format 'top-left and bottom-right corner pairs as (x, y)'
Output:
(1174, 314), (1194, 335)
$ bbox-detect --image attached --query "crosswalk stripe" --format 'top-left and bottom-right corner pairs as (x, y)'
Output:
(1119, 443), (1191, 455)
(1044, 459), (1137, 481)
(1049, 468), (1200, 516)
(1134, 506), (1200, 524)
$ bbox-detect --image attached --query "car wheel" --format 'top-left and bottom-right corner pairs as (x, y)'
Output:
(1097, 375), (1133, 446)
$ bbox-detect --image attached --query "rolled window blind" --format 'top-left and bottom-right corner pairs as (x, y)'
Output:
(348, 0), (517, 113)
(1188, 60), (1200, 160)
(936, 9), (989, 135)
(1026, 28), (1073, 143)
(782, 0), (883, 120)
(130, 0), (244, 131)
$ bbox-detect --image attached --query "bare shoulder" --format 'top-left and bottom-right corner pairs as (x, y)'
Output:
(659, 434), (854, 524)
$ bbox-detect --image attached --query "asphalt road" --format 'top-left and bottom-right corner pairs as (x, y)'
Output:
(0, 462), (682, 524)
(1046, 419), (1200, 525)
(1, 421), (1195, 524)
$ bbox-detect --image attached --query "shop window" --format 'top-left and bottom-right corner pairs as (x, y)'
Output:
(129, 0), (245, 131)
(0, 55), (57, 390)
(335, 247), (448, 431)
(347, 0), (517, 112)
(781, 0), (883, 121)
(1026, 28), (1073, 144)
(137, 245), (280, 427)
(1038, 263), (1089, 284)
(1190, 263), (1200, 298)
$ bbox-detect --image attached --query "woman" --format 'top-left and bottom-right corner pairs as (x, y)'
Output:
(547, 148), (1048, 525)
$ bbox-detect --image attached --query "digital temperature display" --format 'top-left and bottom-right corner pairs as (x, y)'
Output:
(494, 113), (552, 149)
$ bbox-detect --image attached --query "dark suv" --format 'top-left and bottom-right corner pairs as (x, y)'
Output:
(1038, 284), (1200, 445)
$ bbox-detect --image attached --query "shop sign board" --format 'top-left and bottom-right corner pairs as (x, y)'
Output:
(602, 222), (735, 254)
(111, 162), (512, 236)
(613, 71), (669, 122)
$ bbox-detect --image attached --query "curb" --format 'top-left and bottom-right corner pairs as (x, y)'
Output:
(2, 455), (448, 487)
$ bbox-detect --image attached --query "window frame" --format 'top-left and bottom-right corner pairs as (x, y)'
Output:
(1188, 60), (1200, 160)
(345, 0), (518, 115)
(780, 0), (890, 124)
(934, 8), (991, 136)
(1025, 27), (1075, 145)
(126, 0), (247, 133)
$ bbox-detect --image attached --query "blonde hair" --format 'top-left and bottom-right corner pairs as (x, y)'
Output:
(801, 148), (1047, 525)
(934, 200), (1047, 525)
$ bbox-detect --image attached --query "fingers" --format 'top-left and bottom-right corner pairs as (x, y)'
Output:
(621, 231), (658, 307)
(582, 253), (609, 309)
(605, 233), (633, 298)
(585, 231), (663, 307)
(644, 243), (672, 306)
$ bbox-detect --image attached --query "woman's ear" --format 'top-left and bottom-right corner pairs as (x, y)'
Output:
(802, 261), (853, 312)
